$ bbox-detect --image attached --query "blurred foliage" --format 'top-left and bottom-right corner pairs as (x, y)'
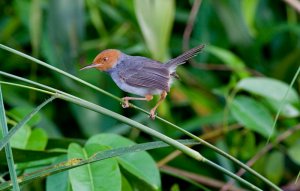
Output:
(0, 0), (300, 190)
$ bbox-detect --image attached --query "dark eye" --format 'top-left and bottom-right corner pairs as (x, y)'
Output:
(103, 57), (109, 61)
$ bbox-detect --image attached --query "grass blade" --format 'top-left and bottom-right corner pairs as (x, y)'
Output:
(0, 96), (55, 151)
(0, 44), (281, 190)
(134, 0), (175, 61)
(0, 81), (263, 190)
(0, 85), (20, 191)
(0, 75), (203, 162)
(0, 139), (262, 191)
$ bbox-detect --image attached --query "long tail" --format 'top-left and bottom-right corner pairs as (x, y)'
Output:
(165, 44), (205, 69)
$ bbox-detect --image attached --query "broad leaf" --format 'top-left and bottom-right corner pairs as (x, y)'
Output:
(237, 77), (299, 103)
(26, 128), (48, 150)
(134, 0), (175, 61)
(46, 155), (72, 191)
(265, 98), (299, 118)
(68, 143), (121, 191)
(87, 134), (161, 191)
(0, 139), (198, 190)
(10, 127), (48, 150)
(206, 45), (249, 78)
(231, 96), (273, 137)
(8, 107), (41, 126)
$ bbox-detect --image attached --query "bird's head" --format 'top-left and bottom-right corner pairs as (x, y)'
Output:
(80, 49), (121, 71)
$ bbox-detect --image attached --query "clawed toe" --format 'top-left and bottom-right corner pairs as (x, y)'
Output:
(149, 110), (156, 120)
(121, 98), (130, 108)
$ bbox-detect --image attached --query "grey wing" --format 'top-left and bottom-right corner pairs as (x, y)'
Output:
(118, 57), (170, 91)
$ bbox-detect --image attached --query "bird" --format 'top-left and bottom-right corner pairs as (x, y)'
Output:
(81, 44), (205, 119)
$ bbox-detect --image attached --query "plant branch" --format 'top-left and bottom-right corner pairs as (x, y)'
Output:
(157, 124), (242, 167)
(0, 94), (55, 151)
(0, 44), (280, 190)
(221, 124), (300, 191)
(183, 0), (202, 51)
(0, 80), (262, 191)
(160, 165), (247, 191)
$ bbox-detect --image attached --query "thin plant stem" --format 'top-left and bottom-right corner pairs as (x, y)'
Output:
(160, 165), (246, 191)
(0, 78), (203, 162)
(268, 65), (300, 143)
(0, 85), (20, 191)
(0, 44), (280, 190)
(0, 138), (260, 191)
(157, 124), (242, 167)
(0, 93), (55, 151)
(0, 81), (264, 191)
(182, 0), (202, 51)
(0, 81), (264, 190)
(221, 124), (300, 191)
(205, 160), (261, 191)
(0, 44), (119, 100)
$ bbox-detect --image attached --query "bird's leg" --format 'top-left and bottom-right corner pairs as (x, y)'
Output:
(150, 91), (167, 120)
(122, 95), (153, 108)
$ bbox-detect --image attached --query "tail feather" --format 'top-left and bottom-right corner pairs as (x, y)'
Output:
(165, 44), (205, 69)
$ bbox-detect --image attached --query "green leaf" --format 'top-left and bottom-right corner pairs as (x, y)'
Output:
(231, 96), (273, 137)
(264, 98), (299, 118)
(46, 155), (72, 191)
(0, 140), (200, 190)
(68, 143), (121, 191)
(0, 96), (55, 151)
(10, 127), (48, 150)
(210, 1), (252, 45)
(8, 107), (41, 126)
(86, 0), (107, 37)
(87, 134), (161, 191)
(241, 0), (258, 36)
(121, 175), (133, 191)
(10, 125), (31, 149)
(237, 77), (299, 103)
(265, 151), (284, 185)
(26, 128), (48, 150)
(287, 141), (300, 165)
(206, 46), (249, 78)
(134, 0), (175, 61)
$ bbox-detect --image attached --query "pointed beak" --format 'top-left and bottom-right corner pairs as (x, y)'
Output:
(80, 64), (101, 71)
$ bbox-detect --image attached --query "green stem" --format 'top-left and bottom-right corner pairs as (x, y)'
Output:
(0, 81), (263, 191)
(0, 93), (55, 151)
(205, 160), (262, 191)
(0, 139), (259, 191)
(0, 78), (202, 162)
(0, 85), (20, 191)
(156, 117), (281, 191)
(0, 81), (264, 190)
(269, 65), (300, 142)
(0, 44), (119, 100)
(0, 44), (280, 190)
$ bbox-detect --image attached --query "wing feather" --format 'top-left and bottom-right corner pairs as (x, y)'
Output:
(117, 56), (170, 91)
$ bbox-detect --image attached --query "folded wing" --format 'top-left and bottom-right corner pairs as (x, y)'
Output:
(118, 57), (170, 91)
